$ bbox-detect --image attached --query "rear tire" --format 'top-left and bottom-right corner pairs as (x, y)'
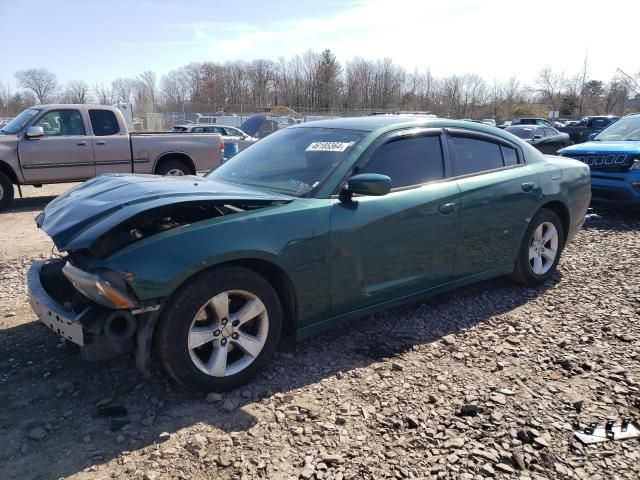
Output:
(0, 172), (14, 212)
(155, 266), (283, 392)
(156, 159), (191, 176)
(510, 208), (565, 286)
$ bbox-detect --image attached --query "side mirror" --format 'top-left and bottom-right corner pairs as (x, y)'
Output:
(341, 173), (391, 200)
(533, 134), (543, 140)
(26, 126), (44, 138)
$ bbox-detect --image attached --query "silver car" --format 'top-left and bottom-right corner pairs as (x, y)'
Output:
(172, 124), (258, 151)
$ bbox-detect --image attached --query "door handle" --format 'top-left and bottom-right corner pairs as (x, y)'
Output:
(438, 202), (457, 215)
(76, 141), (87, 146)
(521, 182), (534, 192)
(96, 140), (106, 145)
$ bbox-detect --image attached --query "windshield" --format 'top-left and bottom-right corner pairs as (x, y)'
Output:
(0, 108), (40, 134)
(593, 116), (640, 141)
(506, 126), (535, 139)
(206, 126), (367, 197)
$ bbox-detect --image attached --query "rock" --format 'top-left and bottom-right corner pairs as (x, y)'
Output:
(5, 311), (16, 317)
(511, 450), (526, 470)
(206, 392), (222, 403)
(405, 415), (420, 428)
(479, 463), (495, 477)
(391, 361), (404, 371)
(495, 463), (515, 474)
(158, 432), (170, 442)
(321, 453), (345, 465)
(533, 436), (550, 449)
(217, 454), (233, 467)
(444, 437), (465, 449)
(221, 399), (237, 412)
(143, 472), (158, 480)
(28, 426), (47, 440)
(616, 334), (633, 343)
(189, 433), (207, 451)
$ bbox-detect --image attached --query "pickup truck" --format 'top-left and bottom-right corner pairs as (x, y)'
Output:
(558, 113), (640, 208)
(557, 115), (619, 144)
(0, 104), (224, 211)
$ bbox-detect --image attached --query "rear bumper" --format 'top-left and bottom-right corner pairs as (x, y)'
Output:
(590, 170), (640, 207)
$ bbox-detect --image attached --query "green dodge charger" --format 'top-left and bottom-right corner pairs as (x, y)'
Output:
(28, 116), (591, 391)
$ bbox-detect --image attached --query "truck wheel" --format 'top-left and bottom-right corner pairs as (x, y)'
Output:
(156, 159), (191, 176)
(510, 208), (565, 286)
(155, 266), (283, 392)
(0, 173), (14, 212)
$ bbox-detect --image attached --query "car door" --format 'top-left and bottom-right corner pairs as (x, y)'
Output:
(329, 129), (461, 315)
(90, 109), (132, 175)
(446, 129), (540, 279)
(223, 126), (252, 151)
(19, 108), (95, 183)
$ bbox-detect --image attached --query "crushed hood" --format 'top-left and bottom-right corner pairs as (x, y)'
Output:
(37, 173), (293, 251)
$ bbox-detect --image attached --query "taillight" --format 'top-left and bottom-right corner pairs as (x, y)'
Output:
(220, 139), (224, 152)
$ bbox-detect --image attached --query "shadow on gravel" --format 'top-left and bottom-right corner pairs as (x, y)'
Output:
(582, 209), (640, 232)
(0, 274), (560, 479)
(5, 195), (57, 213)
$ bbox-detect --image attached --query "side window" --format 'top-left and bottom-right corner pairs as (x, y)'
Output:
(543, 128), (554, 137)
(89, 110), (120, 136)
(360, 135), (444, 189)
(211, 127), (225, 135)
(36, 110), (85, 136)
(192, 127), (205, 133)
(501, 145), (519, 166)
(449, 136), (504, 175)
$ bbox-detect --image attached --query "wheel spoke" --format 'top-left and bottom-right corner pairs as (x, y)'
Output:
(528, 246), (538, 260)
(232, 332), (264, 358)
(206, 344), (228, 376)
(533, 225), (543, 242)
(542, 228), (556, 244)
(209, 292), (229, 321)
(541, 247), (556, 262)
(533, 256), (543, 274)
(188, 326), (216, 350)
(231, 298), (265, 326)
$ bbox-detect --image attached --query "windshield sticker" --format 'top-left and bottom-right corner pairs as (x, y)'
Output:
(306, 141), (353, 152)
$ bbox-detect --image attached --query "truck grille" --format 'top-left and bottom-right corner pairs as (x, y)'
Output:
(562, 154), (635, 172)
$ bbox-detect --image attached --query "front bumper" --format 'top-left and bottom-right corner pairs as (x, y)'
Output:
(28, 261), (87, 346)
(591, 171), (640, 207)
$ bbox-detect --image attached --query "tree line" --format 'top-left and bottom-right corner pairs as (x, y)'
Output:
(1, 49), (639, 122)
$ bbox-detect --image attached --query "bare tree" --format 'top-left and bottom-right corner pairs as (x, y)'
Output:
(616, 68), (640, 97)
(535, 67), (566, 113)
(63, 80), (91, 103)
(93, 83), (113, 105)
(111, 78), (137, 104)
(14, 68), (58, 103)
(138, 71), (158, 109)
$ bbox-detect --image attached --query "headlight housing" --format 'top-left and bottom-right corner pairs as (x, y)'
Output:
(62, 262), (137, 309)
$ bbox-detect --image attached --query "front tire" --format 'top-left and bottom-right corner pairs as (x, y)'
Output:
(510, 208), (564, 286)
(0, 172), (14, 212)
(155, 266), (283, 392)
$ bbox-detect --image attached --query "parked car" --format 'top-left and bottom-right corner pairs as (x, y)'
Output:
(171, 124), (258, 152)
(0, 105), (224, 211)
(557, 115), (619, 144)
(506, 125), (573, 154)
(28, 116), (590, 392)
(558, 113), (640, 208)
(511, 118), (553, 127)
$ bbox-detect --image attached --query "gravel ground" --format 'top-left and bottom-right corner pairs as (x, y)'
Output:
(0, 188), (639, 480)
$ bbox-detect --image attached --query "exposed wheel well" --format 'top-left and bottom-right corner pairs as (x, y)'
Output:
(0, 160), (18, 184)
(539, 201), (570, 241)
(154, 153), (196, 175)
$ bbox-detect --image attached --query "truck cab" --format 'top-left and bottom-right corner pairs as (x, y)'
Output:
(558, 113), (640, 208)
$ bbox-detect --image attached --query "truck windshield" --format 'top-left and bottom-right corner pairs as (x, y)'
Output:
(206, 126), (368, 197)
(0, 108), (40, 134)
(593, 116), (640, 141)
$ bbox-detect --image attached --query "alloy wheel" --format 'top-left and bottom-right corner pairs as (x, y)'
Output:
(528, 221), (559, 275)
(187, 290), (269, 377)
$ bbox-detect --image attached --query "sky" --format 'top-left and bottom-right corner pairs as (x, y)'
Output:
(1, 0), (639, 88)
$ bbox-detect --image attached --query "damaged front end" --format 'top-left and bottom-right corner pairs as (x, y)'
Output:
(28, 174), (293, 373)
(28, 257), (162, 372)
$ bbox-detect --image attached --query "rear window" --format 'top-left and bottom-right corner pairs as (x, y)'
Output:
(89, 110), (120, 136)
(450, 136), (504, 175)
